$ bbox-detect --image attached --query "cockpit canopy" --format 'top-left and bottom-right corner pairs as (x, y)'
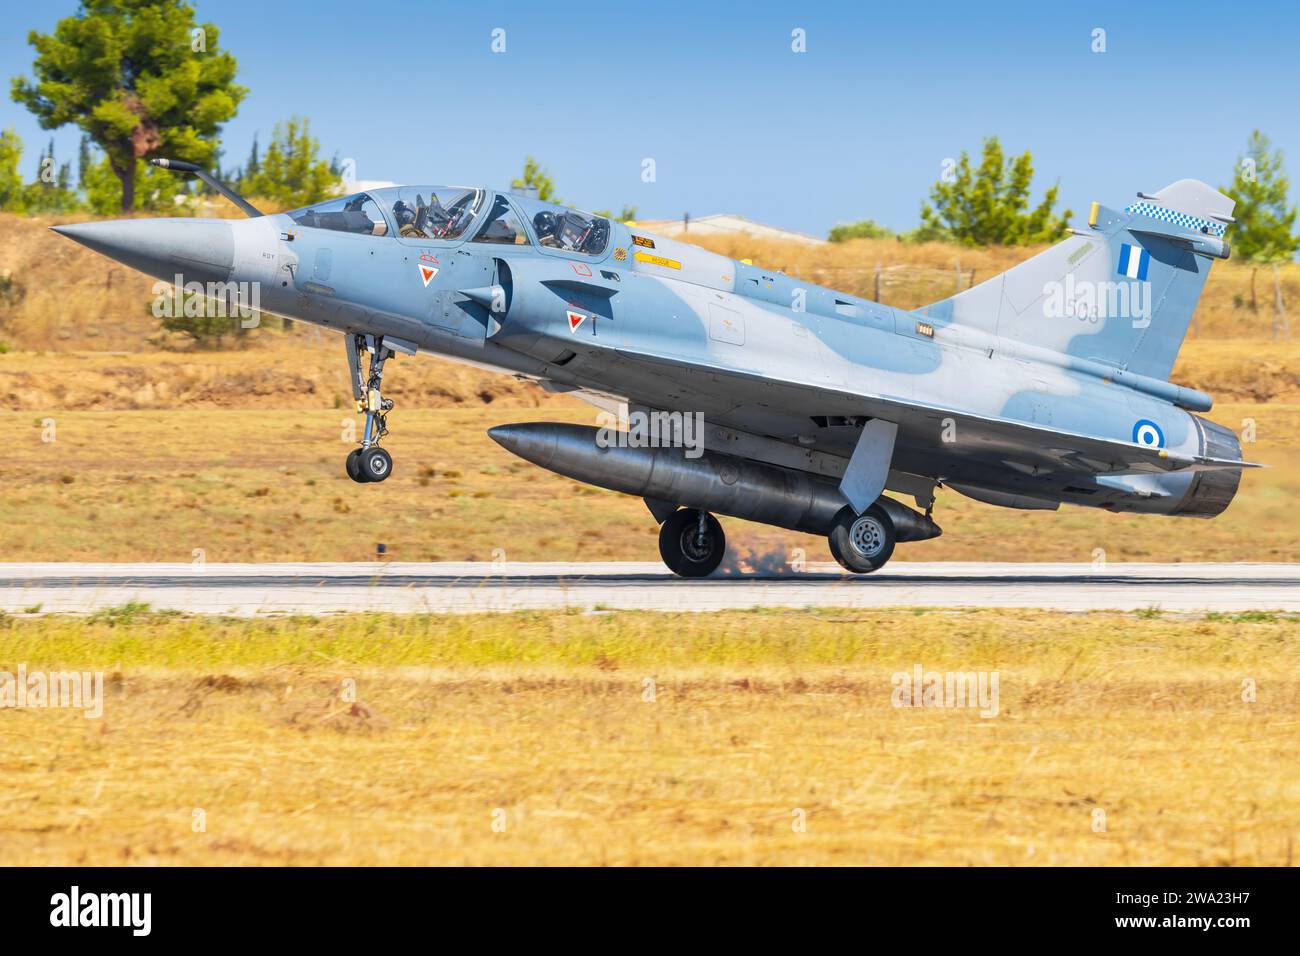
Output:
(289, 193), (391, 236)
(381, 186), (483, 240)
(289, 187), (484, 240)
(507, 194), (610, 256)
(286, 187), (610, 256)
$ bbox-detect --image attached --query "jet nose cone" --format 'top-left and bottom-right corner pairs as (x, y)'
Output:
(49, 223), (87, 239)
(51, 218), (235, 285)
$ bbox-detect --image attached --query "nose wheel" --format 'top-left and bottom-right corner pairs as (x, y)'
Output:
(346, 446), (393, 483)
(344, 333), (397, 483)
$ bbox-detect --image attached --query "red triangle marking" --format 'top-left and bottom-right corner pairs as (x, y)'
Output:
(567, 310), (586, 332)
(419, 264), (438, 287)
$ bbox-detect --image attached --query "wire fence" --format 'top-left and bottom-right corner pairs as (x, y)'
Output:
(798, 261), (1293, 340)
(801, 262), (979, 310)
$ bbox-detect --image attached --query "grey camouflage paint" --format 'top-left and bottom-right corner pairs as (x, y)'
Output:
(52, 178), (1254, 529)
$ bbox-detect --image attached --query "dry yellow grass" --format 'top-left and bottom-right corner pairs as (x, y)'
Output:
(8, 397), (1298, 563)
(683, 231), (1300, 341)
(3, 337), (1299, 412)
(0, 608), (1295, 865)
(0, 340), (558, 411)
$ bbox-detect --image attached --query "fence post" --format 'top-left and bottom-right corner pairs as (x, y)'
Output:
(874, 261), (881, 303)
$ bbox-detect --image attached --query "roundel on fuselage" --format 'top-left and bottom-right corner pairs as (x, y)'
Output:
(1132, 419), (1165, 448)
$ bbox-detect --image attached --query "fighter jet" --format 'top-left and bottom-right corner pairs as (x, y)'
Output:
(53, 161), (1257, 576)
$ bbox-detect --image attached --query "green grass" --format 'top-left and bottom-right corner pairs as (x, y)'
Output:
(3, 607), (1298, 671)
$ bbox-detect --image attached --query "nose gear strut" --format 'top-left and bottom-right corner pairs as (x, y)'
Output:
(345, 333), (396, 483)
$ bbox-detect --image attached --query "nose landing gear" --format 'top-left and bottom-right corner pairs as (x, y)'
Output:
(347, 445), (393, 483)
(345, 333), (397, 484)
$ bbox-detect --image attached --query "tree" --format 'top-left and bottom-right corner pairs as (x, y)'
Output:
(230, 133), (259, 191)
(0, 129), (24, 213)
(199, 143), (225, 197)
(1224, 130), (1298, 266)
(593, 204), (638, 222)
(919, 137), (1071, 246)
(242, 117), (338, 208)
(83, 152), (186, 214)
(512, 156), (559, 202)
(828, 219), (895, 243)
(22, 137), (82, 213)
(153, 290), (251, 349)
(245, 133), (260, 182)
(11, 0), (246, 212)
(1223, 131), (1298, 325)
(77, 134), (92, 190)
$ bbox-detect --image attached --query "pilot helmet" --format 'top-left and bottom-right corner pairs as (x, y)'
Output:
(533, 210), (558, 237)
(392, 200), (416, 226)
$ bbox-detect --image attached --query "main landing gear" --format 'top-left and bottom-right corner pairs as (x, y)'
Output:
(652, 503), (909, 576)
(652, 503), (901, 577)
(658, 508), (726, 578)
(344, 333), (396, 484)
(827, 503), (896, 573)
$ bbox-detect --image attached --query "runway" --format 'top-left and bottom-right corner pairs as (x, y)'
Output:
(0, 562), (1295, 615)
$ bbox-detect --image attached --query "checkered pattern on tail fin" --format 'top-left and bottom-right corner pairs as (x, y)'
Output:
(919, 179), (1234, 383)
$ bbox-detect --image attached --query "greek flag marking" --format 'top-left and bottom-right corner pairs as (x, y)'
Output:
(1118, 243), (1149, 281)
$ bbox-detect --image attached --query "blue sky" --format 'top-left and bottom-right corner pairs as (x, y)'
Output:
(0, 0), (1296, 234)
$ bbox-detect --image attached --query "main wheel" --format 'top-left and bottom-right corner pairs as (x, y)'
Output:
(828, 504), (896, 573)
(658, 508), (726, 578)
(358, 446), (393, 483)
(827, 530), (845, 568)
(345, 448), (369, 483)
